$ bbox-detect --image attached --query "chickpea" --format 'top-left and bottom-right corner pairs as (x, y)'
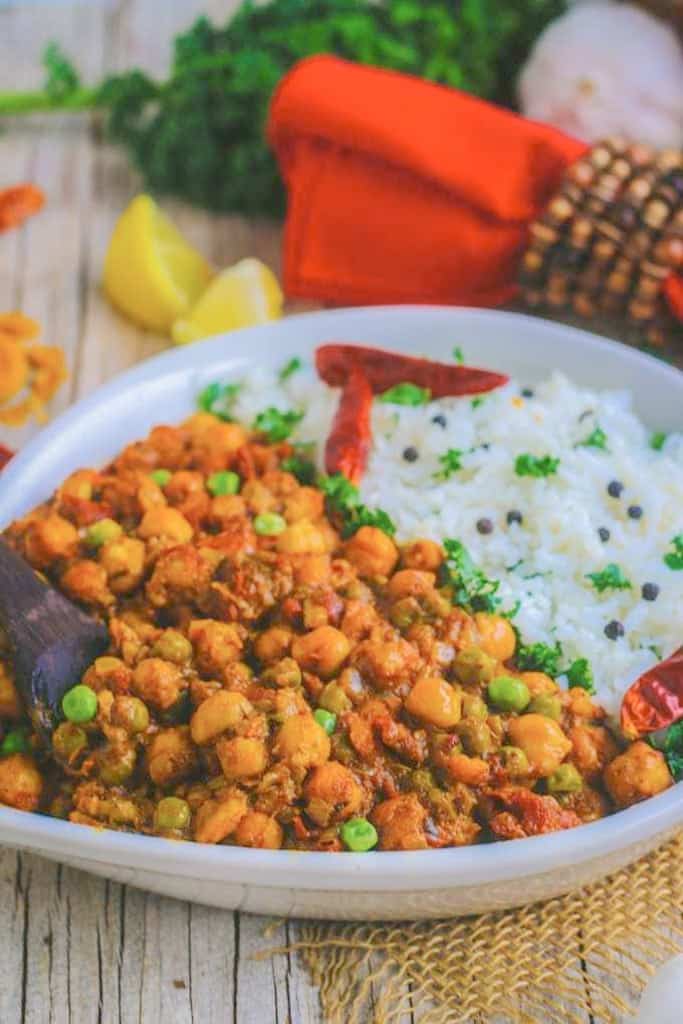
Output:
(132, 658), (182, 711)
(277, 520), (328, 555)
(138, 507), (193, 544)
(99, 537), (146, 595)
(507, 714), (572, 777)
(444, 752), (490, 787)
(164, 470), (205, 505)
(565, 687), (602, 719)
(0, 753), (43, 811)
(273, 714), (331, 771)
(24, 514), (78, 568)
(83, 657), (132, 695)
(182, 412), (219, 438)
(344, 526), (399, 578)
(604, 741), (672, 808)
(457, 717), (493, 756)
(461, 693), (487, 719)
(261, 658), (302, 689)
(146, 726), (197, 785)
(96, 742), (137, 785)
(293, 554), (332, 587)
(190, 691), (253, 746)
(386, 569), (436, 600)
(136, 477), (167, 514)
(405, 676), (462, 729)
(216, 736), (268, 779)
(0, 663), (22, 719)
(188, 620), (243, 677)
(284, 487), (324, 523)
(520, 672), (559, 697)
(253, 626), (292, 665)
(194, 790), (248, 844)
(110, 696), (150, 735)
(474, 613), (517, 662)
(209, 494), (247, 525)
(234, 810), (283, 849)
(272, 687), (309, 721)
(291, 626), (350, 679)
(61, 560), (114, 609)
(59, 469), (97, 501)
(371, 794), (428, 851)
(401, 539), (443, 572)
(304, 761), (363, 825)
(241, 480), (278, 515)
(318, 681), (353, 716)
(199, 421), (248, 456)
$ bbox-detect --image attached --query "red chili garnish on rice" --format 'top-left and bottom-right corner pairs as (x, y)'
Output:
(0, 444), (14, 470)
(0, 184), (45, 232)
(316, 343), (509, 397)
(325, 367), (373, 484)
(621, 647), (683, 738)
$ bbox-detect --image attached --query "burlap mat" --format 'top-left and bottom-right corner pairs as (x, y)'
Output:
(285, 833), (683, 1023)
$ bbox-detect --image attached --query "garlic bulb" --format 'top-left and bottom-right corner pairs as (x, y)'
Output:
(518, 1), (683, 147)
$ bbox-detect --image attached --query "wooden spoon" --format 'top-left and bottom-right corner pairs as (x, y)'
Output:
(0, 537), (109, 733)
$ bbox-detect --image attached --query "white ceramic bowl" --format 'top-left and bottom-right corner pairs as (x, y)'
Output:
(1, 306), (681, 921)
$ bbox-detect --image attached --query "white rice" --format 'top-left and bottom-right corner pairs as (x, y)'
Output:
(230, 361), (683, 713)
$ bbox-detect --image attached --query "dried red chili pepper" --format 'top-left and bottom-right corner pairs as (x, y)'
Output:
(621, 647), (683, 738)
(324, 366), (373, 484)
(0, 444), (14, 471)
(0, 184), (45, 232)
(316, 344), (509, 397)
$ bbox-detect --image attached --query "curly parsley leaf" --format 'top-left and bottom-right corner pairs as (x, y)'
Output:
(516, 640), (563, 676)
(440, 539), (501, 614)
(281, 443), (316, 484)
(664, 535), (683, 570)
(197, 380), (241, 420)
(650, 431), (668, 452)
(279, 356), (302, 381)
(662, 721), (683, 781)
(586, 563), (632, 593)
(514, 453), (560, 478)
(379, 382), (431, 406)
(317, 472), (395, 539)
(452, 346), (464, 364)
(253, 406), (304, 442)
(434, 448), (467, 480)
(471, 396), (485, 410)
(564, 657), (595, 694)
(576, 425), (609, 451)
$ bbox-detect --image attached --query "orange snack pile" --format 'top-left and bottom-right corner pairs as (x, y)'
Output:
(0, 312), (67, 427)
(0, 184), (45, 232)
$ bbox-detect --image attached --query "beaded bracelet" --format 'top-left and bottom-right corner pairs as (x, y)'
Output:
(520, 140), (683, 347)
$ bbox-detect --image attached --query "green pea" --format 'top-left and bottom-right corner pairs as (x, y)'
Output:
(457, 717), (493, 756)
(62, 684), (98, 723)
(52, 722), (87, 762)
(152, 629), (193, 665)
(319, 681), (352, 716)
(85, 518), (122, 548)
(154, 796), (191, 831)
(528, 693), (562, 721)
(453, 647), (497, 686)
(111, 696), (150, 735)
(254, 513), (286, 536)
(462, 693), (488, 720)
(487, 675), (530, 713)
(1, 729), (29, 756)
(96, 743), (137, 786)
(547, 763), (583, 793)
(500, 745), (530, 777)
(314, 708), (337, 735)
(340, 817), (378, 852)
(207, 470), (240, 496)
(150, 469), (172, 487)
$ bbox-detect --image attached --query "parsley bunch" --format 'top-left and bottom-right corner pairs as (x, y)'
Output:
(0, 1), (566, 214)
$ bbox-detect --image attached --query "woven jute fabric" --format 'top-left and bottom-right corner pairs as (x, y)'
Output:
(287, 833), (683, 1023)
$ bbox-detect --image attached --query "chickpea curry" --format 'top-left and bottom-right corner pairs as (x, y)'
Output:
(0, 402), (675, 852)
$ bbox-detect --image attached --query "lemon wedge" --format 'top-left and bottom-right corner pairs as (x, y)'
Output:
(171, 258), (283, 345)
(103, 195), (212, 332)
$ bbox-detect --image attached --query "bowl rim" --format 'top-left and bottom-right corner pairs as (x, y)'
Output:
(1, 304), (681, 891)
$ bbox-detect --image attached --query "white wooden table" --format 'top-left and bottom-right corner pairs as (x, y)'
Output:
(0, 2), (323, 1021)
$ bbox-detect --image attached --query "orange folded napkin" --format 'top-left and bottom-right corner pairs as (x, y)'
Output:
(267, 55), (682, 327)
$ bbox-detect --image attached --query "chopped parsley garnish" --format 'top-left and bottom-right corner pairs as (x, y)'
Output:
(253, 407), (304, 443)
(516, 640), (563, 676)
(501, 599), (521, 621)
(279, 356), (302, 381)
(440, 539), (501, 614)
(650, 431), (668, 451)
(434, 448), (467, 480)
(586, 563), (632, 593)
(664, 534), (683, 570)
(471, 397), (485, 410)
(514, 453), (560, 478)
(379, 382), (431, 406)
(576, 425), (609, 451)
(197, 380), (241, 421)
(281, 443), (316, 485)
(565, 658), (595, 694)
(318, 473), (396, 539)
(452, 346), (464, 364)
(661, 721), (683, 782)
